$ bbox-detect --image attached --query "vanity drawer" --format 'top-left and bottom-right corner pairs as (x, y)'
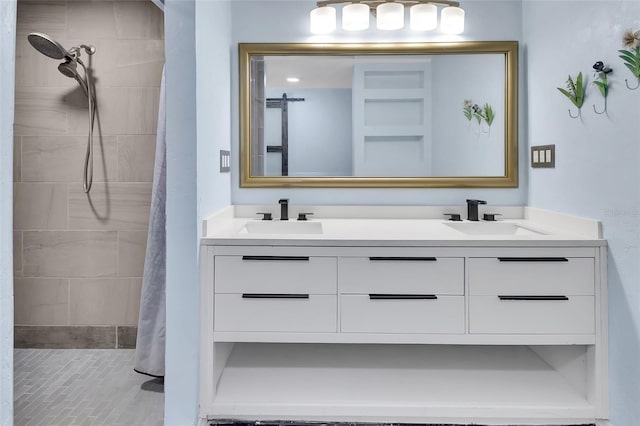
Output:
(339, 257), (464, 295)
(214, 294), (337, 332)
(468, 257), (594, 295)
(340, 294), (464, 334)
(215, 255), (337, 294)
(469, 295), (595, 334)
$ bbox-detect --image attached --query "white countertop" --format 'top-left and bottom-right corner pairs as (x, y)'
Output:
(201, 206), (606, 247)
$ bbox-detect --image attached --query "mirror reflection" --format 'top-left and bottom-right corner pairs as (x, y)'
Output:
(240, 42), (518, 188)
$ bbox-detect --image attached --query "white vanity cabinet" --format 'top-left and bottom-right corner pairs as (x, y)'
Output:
(200, 244), (608, 425)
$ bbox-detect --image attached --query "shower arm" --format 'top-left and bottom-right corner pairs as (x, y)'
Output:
(67, 45), (96, 61)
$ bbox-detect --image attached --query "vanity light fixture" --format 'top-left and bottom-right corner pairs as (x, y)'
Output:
(286, 77), (301, 83)
(310, 0), (465, 34)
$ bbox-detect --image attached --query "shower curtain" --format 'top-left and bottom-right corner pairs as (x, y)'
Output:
(135, 66), (166, 377)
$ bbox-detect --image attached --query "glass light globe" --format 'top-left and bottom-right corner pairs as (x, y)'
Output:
(376, 2), (404, 31)
(440, 6), (465, 34)
(410, 4), (437, 31)
(310, 6), (337, 34)
(342, 3), (370, 31)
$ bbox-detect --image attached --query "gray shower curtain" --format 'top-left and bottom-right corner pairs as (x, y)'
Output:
(135, 66), (166, 377)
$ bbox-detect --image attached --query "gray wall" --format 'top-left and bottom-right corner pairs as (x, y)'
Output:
(523, 1), (640, 424)
(13, 0), (164, 345)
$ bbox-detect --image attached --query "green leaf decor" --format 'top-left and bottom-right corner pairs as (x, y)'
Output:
(557, 73), (586, 109)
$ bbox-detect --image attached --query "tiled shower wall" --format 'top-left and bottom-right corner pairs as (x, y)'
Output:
(13, 0), (164, 348)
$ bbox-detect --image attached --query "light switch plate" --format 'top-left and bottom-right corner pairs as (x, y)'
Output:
(531, 145), (555, 168)
(220, 150), (230, 173)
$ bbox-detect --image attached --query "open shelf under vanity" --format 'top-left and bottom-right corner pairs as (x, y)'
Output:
(210, 342), (595, 425)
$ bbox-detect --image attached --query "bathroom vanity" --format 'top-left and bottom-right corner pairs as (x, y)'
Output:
(199, 206), (608, 425)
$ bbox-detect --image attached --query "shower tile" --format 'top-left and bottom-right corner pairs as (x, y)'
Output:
(14, 326), (117, 348)
(16, 0), (66, 40)
(68, 87), (160, 135)
(22, 135), (117, 183)
(14, 88), (68, 136)
(13, 183), (68, 230)
(14, 278), (69, 325)
(86, 39), (164, 88)
(116, 326), (137, 348)
(14, 231), (23, 277)
(14, 136), (21, 182)
(118, 230), (148, 277)
(66, 1), (117, 40)
(117, 135), (156, 182)
(114, 1), (164, 40)
(69, 278), (142, 326)
(23, 231), (118, 278)
(69, 183), (152, 230)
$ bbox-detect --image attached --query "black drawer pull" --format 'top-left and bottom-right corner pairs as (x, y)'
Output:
(369, 294), (438, 300)
(498, 295), (569, 301)
(242, 256), (310, 261)
(369, 257), (437, 262)
(242, 293), (309, 299)
(498, 257), (569, 262)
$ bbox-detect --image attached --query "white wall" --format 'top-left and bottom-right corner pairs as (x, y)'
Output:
(0, 0), (16, 423)
(164, 0), (232, 424)
(164, 0), (198, 424)
(197, 0), (232, 220)
(432, 54), (505, 176)
(231, 0), (526, 206)
(523, 2), (640, 424)
(265, 88), (352, 176)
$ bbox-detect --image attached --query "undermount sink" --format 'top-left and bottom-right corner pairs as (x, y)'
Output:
(241, 220), (323, 235)
(445, 222), (546, 236)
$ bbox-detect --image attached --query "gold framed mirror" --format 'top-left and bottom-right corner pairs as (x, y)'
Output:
(240, 41), (518, 188)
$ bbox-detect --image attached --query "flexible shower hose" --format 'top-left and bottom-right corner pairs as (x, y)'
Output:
(78, 59), (95, 193)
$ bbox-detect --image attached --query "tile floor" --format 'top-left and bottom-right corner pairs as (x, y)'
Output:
(14, 349), (164, 426)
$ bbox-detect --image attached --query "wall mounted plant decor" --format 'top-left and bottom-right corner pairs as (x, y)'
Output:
(619, 29), (640, 90)
(592, 61), (612, 114)
(463, 100), (495, 134)
(557, 72), (586, 119)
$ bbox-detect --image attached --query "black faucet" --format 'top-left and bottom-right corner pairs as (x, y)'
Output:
(278, 198), (289, 221)
(466, 199), (487, 221)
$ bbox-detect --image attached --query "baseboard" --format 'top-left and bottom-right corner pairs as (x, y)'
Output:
(14, 325), (137, 349)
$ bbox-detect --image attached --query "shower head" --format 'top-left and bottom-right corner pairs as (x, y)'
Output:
(27, 32), (71, 60)
(58, 59), (80, 79)
(58, 59), (89, 95)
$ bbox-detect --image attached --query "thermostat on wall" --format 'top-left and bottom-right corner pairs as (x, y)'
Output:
(531, 145), (555, 168)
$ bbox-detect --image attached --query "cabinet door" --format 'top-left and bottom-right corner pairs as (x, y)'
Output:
(341, 294), (464, 334)
(469, 295), (595, 334)
(339, 257), (463, 295)
(468, 257), (594, 295)
(215, 294), (337, 332)
(215, 255), (337, 294)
